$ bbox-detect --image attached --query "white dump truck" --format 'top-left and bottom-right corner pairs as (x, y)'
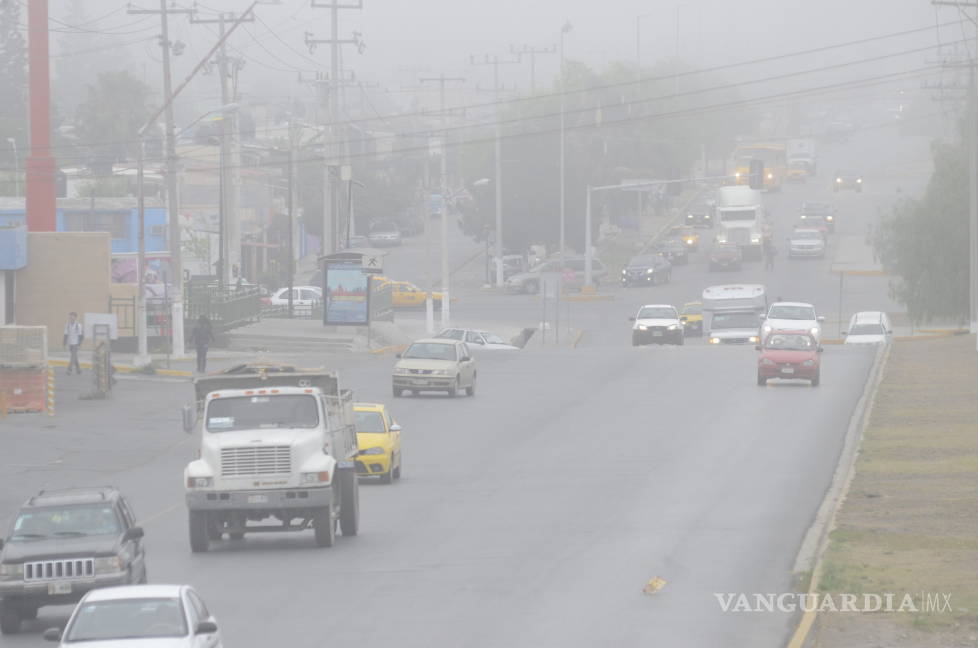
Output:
(716, 186), (765, 261)
(182, 364), (360, 552)
(702, 284), (768, 345)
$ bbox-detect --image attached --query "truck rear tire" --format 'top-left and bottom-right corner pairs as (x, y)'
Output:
(313, 505), (335, 547)
(189, 511), (210, 553)
(0, 603), (22, 635)
(339, 467), (360, 536)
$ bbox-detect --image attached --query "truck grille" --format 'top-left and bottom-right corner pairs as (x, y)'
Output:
(24, 558), (94, 581)
(221, 445), (292, 477)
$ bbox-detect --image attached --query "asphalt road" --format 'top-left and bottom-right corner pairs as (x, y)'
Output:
(0, 126), (931, 646)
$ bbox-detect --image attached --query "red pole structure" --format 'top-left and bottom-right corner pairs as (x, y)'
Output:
(25, 0), (56, 232)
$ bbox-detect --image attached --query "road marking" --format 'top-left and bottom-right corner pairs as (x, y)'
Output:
(139, 501), (183, 526)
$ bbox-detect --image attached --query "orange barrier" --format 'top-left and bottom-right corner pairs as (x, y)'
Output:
(0, 368), (48, 413)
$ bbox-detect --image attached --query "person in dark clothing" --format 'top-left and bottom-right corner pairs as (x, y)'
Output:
(189, 315), (214, 373)
(763, 237), (777, 270)
(63, 312), (84, 374)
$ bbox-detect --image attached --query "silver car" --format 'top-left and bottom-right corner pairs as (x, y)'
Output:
(392, 339), (477, 397)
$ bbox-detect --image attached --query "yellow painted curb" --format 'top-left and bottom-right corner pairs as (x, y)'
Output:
(564, 294), (615, 302)
(49, 358), (192, 377)
(830, 268), (888, 277)
(572, 330), (585, 348)
(370, 344), (408, 356)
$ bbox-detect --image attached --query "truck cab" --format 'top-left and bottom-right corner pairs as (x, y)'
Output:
(716, 186), (765, 260)
(182, 365), (360, 551)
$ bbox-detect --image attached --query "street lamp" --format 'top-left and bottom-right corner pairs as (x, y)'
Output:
(559, 21), (572, 282)
(6, 138), (18, 197)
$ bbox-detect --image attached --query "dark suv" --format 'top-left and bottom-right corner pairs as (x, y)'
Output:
(0, 487), (147, 634)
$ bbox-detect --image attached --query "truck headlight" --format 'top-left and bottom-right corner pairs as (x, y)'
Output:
(0, 563), (23, 581)
(94, 556), (124, 575)
(810, 327), (819, 336)
(359, 447), (385, 455)
(301, 471), (331, 485)
(186, 477), (212, 489)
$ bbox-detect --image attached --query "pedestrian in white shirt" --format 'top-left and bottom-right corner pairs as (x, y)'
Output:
(63, 312), (84, 374)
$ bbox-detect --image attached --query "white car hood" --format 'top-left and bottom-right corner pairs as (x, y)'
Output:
(845, 334), (886, 344)
(789, 238), (824, 246)
(58, 638), (194, 648)
(634, 318), (680, 329)
(763, 318), (820, 338)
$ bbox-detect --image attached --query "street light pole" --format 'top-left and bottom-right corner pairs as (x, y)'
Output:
(585, 185), (593, 287)
(559, 21), (572, 282)
(135, 135), (149, 365)
(6, 138), (18, 197)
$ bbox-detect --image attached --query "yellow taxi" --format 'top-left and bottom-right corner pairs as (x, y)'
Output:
(669, 226), (701, 251)
(375, 277), (444, 309)
(354, 403), (402, 484)
(680, 301), (704, 337)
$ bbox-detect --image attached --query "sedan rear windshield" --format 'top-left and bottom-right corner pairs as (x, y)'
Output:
(768, 305), (816, 320)
(206, 394), (319, 431)
(403, 343), (457, 361)
(849, 324), (885, 335)
(764, 334), (815, 350)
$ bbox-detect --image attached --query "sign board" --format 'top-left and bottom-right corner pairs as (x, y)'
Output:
(0, 226), (27, 270)
(323, 261), (370, 326)
(85, 313), (119, 340)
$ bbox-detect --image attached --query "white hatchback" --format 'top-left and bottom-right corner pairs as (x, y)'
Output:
(45, 584), (221, 647)
(843, 311), (892, 345)
(760, 301), (825, 343)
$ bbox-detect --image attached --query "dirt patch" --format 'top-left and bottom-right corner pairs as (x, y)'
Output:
(813, 334), (978, 647)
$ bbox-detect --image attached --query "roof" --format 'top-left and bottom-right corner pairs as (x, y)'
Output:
(851, 311), (886, 322)
(26, 487), (119, 508)
(769, 301), (815, 308)
(703, 284), (765, 298)
(83, 585), (186, 602)
(410, 338), (458, 345)
(353, 402), (386, 412)
(639, 304), (676, 309)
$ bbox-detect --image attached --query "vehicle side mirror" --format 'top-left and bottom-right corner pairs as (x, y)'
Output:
(195, 621), (218, 635)
(182, 404), (196, 434)
(818, 347), (824, 353)
(43, 628), (62, 642)
(395, 352), (402, 358)
(754, 345), (761, 351)
(389, 424), (402, 433)
(124, 527), (144, 541)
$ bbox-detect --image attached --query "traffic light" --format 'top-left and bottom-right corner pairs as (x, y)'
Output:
(749, 159), (764, 190)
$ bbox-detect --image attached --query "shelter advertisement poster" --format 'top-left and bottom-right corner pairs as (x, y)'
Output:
(323, 262), (370, 325)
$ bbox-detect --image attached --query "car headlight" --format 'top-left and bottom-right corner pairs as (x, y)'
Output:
(760, 358), (775, 366)
(762, 325), (773, 334)
(94, 556), (124, 575)
(685, 239), (694, 245)
(360, 446), (385, 455)
(431, 369), (452, 376)
(810, 327), (819, 336)
(748, 336), (759, 343)
(709, 337), (720, 344)
(836, 177), (843, 183)
(800, 214), (807, 219)
(301, 471), (331, 485)
(667, 324), (681, 331)
(0, 563), (24, 581)
(826, 215), (833, 221)
(637, 325), (649, 331)
(802, 359), (816, 366)
(766, 172), (773, 179)
(857, 178), (862, 183)
(621, 269), (628, 275)
(751, 237), (761, 244)
(704, 214), (710, 219)
(735, 172), (741, 179)
(646, 268), (654, 274)
(186, 476), (212, 489)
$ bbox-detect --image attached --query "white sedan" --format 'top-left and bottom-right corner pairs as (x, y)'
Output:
(760, 301), (825, 343)
(265, 285), (322, 308)
(435, 328), (520, 350)
(44, 584), (222, 647)
(844, 311), (892, 345)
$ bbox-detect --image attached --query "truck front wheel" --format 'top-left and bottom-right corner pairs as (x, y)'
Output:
(188, 511), (210, 553)
(339, 468), (360, 536)
(313, 506), (335, 547)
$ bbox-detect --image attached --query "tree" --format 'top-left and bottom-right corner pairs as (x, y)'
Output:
(872, 139), (969, 324)
(0, 0), (27, 156)
(75, 71), (152, 162)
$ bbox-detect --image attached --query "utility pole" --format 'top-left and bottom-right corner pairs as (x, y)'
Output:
(932, 1), (978, 344)
(307, 1), (365, 258)
(559, 22), (572, 303)
(420, 74), (466, 327)
(510, 44), (555, 95)
(127, 1), (194, 357)
(470, 53), (520, 287)
(190, 11), (250, 289)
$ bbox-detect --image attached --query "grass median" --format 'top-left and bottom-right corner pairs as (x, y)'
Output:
(814, 334), (978, 646)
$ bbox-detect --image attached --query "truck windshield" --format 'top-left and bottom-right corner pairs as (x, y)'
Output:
(720, 209), (756, 222)
(206, 395), (319, 432)
(711, 312), (759, 328)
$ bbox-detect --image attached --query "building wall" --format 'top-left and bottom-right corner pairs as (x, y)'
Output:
(0, 208), (168, 255)
(14, 232), (111, 349)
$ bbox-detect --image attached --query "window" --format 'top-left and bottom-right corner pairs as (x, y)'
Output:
(300, 289), (320, 301)
(465, 332), (484, 344)
(402, 342), (457, 361)
(65, 598), (188, 642)
(355, 410), (386, 433)
(63, 211), (129, 239)
(206, 395), (320, 432)
(13, 505), (121, 539)
(437, 329), (464, 340)
(187, 591), (210, 623)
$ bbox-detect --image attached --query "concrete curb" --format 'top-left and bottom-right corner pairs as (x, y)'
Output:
(49, 358), (193, 378)
(563, 293), (615, 302)
(787, 341), (891, 648)
(369, 344), (408, 356)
